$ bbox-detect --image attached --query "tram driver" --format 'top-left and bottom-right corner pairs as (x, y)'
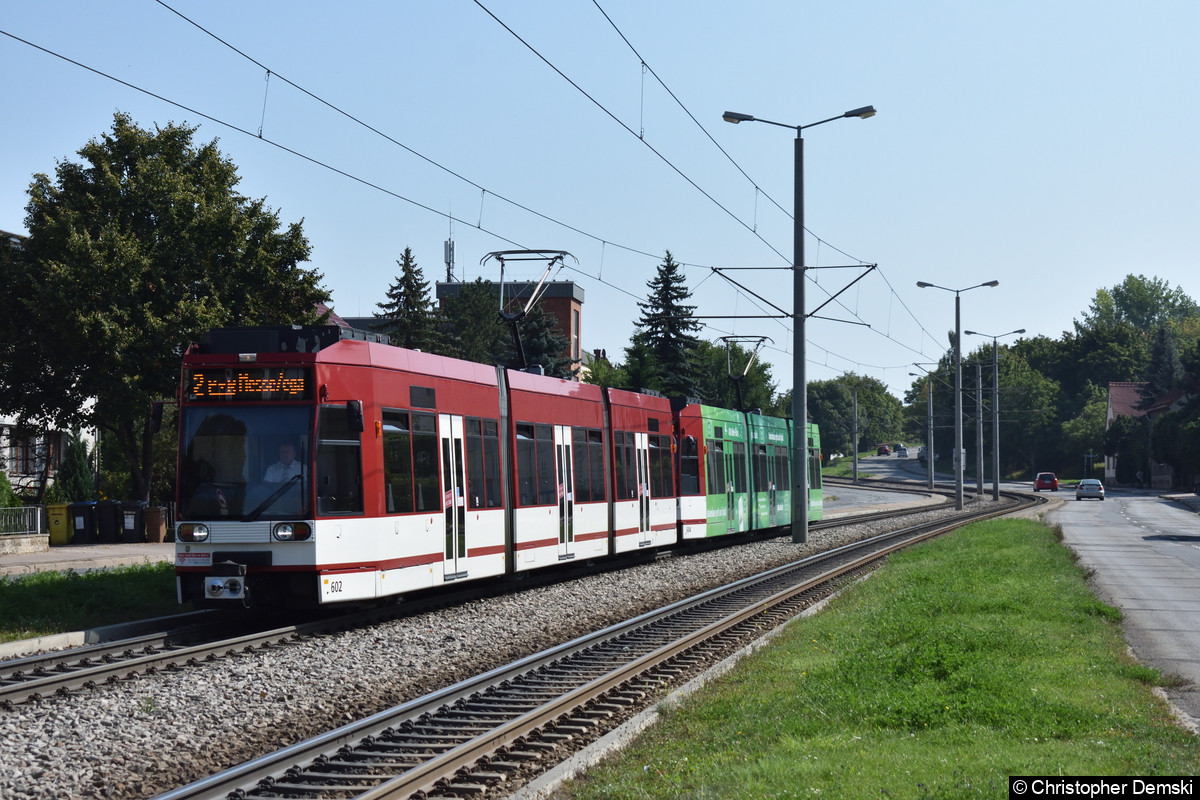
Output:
(264, 442), (302, 482)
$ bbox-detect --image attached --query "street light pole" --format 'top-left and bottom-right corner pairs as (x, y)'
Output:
(916, 280), (999, 510)
(965, 328), (1024, 500)
(724, 105), (876, 543)
(976, 362), (984, 496)
(851, 385), (859, 484)
(925, 375), (934, 489)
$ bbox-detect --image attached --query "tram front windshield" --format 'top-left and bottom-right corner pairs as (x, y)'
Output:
(178, 406), (313, 521)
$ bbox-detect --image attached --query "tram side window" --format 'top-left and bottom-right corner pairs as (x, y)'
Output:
(587, 429), (605, 501)
(649, 435), (673, 497)
(705, 439), (724, 495)
(774, 446), (790, 491)
(466, 418), (484, 508)
(753, 445), (769, 492)
(678, 437), (699, 495)
(515, 423), (536, 506)
(483, 419), (501, 506)
(648, 436), (662, 497)
(536, 424), (556, 505)
(572, 428), (591, 502)
(732, 442), (748, 493)
(465, 417), (500, 509)
(317, 405), (363, 515)
(382, 410), (413, 514)
(411, 412), (439, 512)
(612, 432), (627, 499)
(660, 435), (674, 497)
(614, 431), (638, 500)
(808, 448), (823, 491)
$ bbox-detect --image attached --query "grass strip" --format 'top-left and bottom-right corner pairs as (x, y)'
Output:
(564, 518), (1199, 799)
(0, 562), (180, 642)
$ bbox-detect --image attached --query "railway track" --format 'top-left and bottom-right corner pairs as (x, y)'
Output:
(154, 490), (1037, 800)
(0, 487), (956, 709)
(0, 618), (302, 708)
(0, 604), (414, 708)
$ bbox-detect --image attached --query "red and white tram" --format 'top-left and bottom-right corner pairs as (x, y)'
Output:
(174, 325), (818, 609)
(174, 326), (680, 607)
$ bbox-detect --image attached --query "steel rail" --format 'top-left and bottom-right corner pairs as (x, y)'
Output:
(156, 491), (1037, 800)
(0, 482), (947, 708)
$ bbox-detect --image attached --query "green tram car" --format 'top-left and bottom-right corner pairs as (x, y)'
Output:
(675, 401), (823, 539)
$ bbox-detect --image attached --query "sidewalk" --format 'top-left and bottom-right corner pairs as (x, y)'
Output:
(0, 541), (174, 578)
(1162, 492), (1200, 513)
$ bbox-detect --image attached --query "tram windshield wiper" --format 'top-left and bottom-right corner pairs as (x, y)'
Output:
(244, 474), (302, 522)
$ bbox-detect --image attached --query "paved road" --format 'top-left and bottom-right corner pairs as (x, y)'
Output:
(1048, 492), (1200, 725)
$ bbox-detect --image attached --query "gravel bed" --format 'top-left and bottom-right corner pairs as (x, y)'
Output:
(0, 500), (1000, 799)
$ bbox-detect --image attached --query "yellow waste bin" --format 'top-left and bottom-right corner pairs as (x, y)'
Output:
(47, 503), (71, 546)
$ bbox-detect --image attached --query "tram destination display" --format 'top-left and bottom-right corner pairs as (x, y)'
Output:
(185, 367), (313, 401)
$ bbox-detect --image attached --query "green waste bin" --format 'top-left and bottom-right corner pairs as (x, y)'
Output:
(47, 503), (71, 546)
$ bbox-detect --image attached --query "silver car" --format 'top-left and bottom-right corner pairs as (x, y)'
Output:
(1076, 479), (1105, 501)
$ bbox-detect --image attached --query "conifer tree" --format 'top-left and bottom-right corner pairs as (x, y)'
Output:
(439, 278), (508, 364)
(55, 431), (95, 502)
(632, 251), (702, 397)
(373, 247), (441, 352)
(1139, 324), (1182, 408)
(499, 305), (574, 378)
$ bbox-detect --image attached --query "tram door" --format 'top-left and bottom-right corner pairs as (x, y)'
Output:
(724, 444), (738, 533)
(554, 425), (575, 559)
(440, 414), (468, 580)
(763, 446), (778, 528)
(635, 432), (652, 546)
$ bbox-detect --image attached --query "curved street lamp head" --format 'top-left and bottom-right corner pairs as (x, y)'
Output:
(964, 328), (1026, 339)
(723, 106), (877, 131)
(917, 280), (999, 294)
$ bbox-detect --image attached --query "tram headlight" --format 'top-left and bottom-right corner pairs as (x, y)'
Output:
(272, 522), (311, 542)
(178, 523), (209, 542)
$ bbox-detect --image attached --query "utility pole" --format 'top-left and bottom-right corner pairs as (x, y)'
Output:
(976, 362), (984, 497)
(851, 386), (859, 484)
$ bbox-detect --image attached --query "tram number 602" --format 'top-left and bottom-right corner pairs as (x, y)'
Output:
(328, 580), (343, 593)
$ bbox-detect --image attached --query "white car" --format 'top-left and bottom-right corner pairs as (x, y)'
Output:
(1076, 479), (1105, 501)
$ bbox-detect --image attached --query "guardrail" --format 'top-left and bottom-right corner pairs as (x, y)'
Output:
(0, 507), (42, 537)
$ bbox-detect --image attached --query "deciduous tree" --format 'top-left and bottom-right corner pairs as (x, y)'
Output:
(0, 113), (329, 501)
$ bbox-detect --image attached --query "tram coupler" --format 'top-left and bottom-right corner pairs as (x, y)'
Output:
(204, 560), (248, 602)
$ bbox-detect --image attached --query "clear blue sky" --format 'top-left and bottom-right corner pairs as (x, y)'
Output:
(3, 1), (1197, 400)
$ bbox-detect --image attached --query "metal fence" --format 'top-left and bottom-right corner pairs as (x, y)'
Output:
(0, 506), (42, 536)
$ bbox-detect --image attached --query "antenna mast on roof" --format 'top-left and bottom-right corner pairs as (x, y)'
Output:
(445, 212), (455, 282)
